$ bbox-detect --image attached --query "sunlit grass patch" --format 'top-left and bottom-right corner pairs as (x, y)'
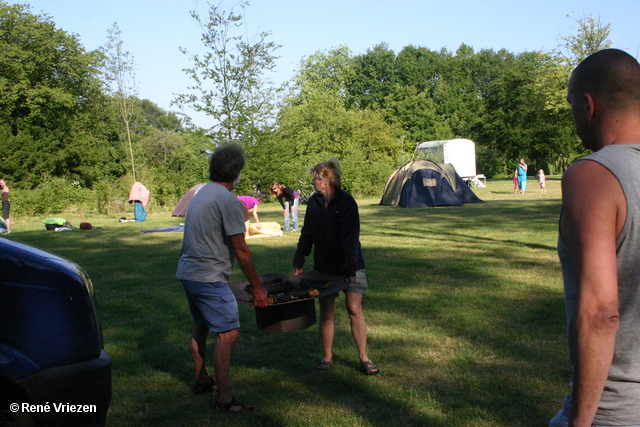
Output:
(6, 178), (569, 426)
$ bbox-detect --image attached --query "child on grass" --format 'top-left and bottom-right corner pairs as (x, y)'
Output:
(537, 169), (546, 194)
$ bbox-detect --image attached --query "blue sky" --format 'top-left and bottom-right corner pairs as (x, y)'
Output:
(9, 0), (640, 128)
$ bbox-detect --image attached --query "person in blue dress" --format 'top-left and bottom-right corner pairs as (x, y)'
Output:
(516, 158), (528, 194)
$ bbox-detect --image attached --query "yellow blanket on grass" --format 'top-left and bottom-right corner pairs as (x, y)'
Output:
(247, 222), (283, 238)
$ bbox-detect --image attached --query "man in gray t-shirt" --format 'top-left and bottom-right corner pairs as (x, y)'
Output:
(176, 181), (246, 283)
(176, 143), (267, 413)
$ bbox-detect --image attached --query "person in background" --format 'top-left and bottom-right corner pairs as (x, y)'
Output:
(549, 49), (640, 427)
(513, 171), (519, 194)
(176, 143), (268, 413)
(516, 158), (528, 194)
(269, 181), (298, 232)
(0, 179), (11, 233)
(237, 194), (264, 238)
(292, 158), (380, 376)
(537, 169), (546, 194)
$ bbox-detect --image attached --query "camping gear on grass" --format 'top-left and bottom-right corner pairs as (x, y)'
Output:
(172, 183), (206, 217)
(247, 222), (283, 238)
(380, 160), (483, 208)
(141, 224), (185, 233)
(42, 218), (74, 231)
(128, 182), (150, 222)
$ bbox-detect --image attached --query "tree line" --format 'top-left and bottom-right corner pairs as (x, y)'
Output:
(0, 1), (612, 215)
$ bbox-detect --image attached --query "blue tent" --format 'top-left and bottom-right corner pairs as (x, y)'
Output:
(380, 160), (482, 208)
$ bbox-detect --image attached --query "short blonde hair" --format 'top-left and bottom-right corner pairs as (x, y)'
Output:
(309, 158), (342, 190)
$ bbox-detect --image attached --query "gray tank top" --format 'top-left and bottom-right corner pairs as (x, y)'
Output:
(559, 144), (640, 425)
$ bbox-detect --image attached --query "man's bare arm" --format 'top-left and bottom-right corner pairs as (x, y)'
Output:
(561, 160), (624, 427)
(229, 233), (268, 308)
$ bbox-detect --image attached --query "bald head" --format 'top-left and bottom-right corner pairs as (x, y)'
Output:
(569, 49), (640, 113)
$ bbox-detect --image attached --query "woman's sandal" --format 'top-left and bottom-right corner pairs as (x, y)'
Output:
(360, 360), (380, 376)
(215, 396), (257, 413)
(192, 377), (216, 395)
(315, 359), (332, 371)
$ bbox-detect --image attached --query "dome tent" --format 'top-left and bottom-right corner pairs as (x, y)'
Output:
(380, 160), (482, 208)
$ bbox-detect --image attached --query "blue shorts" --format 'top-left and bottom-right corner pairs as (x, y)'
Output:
(181, 280), (240, 333)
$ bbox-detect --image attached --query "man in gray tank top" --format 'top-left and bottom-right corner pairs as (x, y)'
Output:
(550, 49), (640, 427)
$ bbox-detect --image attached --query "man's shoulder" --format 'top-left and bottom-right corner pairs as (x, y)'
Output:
(204, 182), (236, 200)
(562, 156), (625, 231)
(191, 183), (239, 211)
(562, 159), (613, 191)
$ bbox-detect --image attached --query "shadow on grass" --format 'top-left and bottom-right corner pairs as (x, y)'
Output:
(3, 198), (569, 426)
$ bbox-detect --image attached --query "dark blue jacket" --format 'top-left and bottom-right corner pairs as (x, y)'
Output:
(293, 189), (365, 277)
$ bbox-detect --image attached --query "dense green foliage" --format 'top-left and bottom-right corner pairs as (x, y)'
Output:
(0, 2), (213, 213)
(0, 2), (114, 188)
(0, 2), (613, 213)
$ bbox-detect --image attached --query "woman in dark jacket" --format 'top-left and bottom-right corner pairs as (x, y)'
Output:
(292, 159), (379, 375)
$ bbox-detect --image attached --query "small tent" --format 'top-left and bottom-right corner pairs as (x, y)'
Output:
(172, 183), (206, 217)
(380, 160), (482, 208)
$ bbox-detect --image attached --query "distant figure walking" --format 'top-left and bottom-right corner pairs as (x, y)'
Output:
(537, 169), (546, 193)
(516, 158), (528, 194)
(0, 179), (11, 233)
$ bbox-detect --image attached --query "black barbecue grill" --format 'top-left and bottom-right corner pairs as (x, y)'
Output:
(229, 271), (349, 333)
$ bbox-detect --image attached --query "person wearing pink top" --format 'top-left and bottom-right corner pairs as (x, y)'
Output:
(237, 195), (264, 236)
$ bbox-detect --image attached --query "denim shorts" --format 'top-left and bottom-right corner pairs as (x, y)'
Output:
(181, 280), (240, 333)
(344, 269), (368, 295)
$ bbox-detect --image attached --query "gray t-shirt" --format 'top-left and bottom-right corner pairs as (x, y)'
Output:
(176, 182), (246, 283)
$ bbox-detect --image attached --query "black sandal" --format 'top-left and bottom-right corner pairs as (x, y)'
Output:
(192, 377), (216, 395)
(215, 396), (257, 413)
(315, 359), (332, 371)
(360, 360), (380, 376)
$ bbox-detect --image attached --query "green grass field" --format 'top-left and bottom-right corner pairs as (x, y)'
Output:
(5, 177), (568, 426)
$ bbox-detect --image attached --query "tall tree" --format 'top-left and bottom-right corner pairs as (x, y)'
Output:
(276, 85), (400, 195)
(175, 1), (280, 144)
(0, 1), (112, 187)
(347, 43), (396, 109)
(555, 13), (612, 66)
(100, 22), (139, 183)
(394, 45), (442, 94)
(291, 45), (354, 103)
(476, 51), (575, 176)
(383, 84), (451, 152)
